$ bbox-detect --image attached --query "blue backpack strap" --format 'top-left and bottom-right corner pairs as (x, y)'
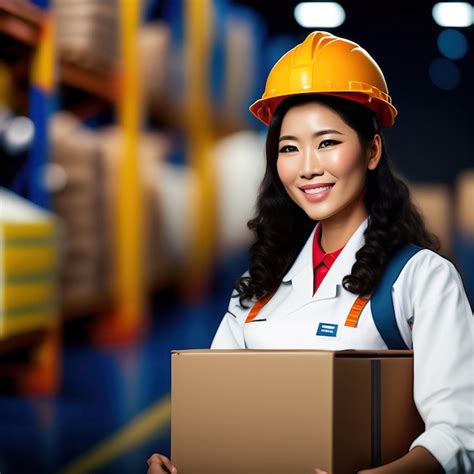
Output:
(370, 244), (424, 349)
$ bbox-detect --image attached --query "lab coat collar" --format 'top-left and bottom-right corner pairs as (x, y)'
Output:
(282, 224), (318, 283)
(282, 218), (368, 302)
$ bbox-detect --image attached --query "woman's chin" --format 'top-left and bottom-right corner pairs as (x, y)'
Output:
(301, 204), (340, 222)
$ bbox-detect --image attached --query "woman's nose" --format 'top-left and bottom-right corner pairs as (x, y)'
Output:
(300, 147), (323, 178)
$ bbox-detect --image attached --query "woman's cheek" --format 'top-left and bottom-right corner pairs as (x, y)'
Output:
(277, 158), (298, 184)
(322, 150), (361, 178)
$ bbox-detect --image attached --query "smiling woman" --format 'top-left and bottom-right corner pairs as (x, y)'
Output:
(147, 31), (473, 474)
(234, 90), (438, 305)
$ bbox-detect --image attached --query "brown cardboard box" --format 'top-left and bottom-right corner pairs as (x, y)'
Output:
(171, 349), (424, 474)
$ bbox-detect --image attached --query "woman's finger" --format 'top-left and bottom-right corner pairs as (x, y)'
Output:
(147, 462), (167, 474)
(314, 469), (328, 474)
(147, 453), (177, 473)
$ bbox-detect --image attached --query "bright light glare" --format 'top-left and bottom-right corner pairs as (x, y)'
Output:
(294, 2), (346, 28)
(4, 116), (34, 153)
(432, 2), (472, 27)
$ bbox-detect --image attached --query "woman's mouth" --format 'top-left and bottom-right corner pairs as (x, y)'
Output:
(300, 183), (335, 202)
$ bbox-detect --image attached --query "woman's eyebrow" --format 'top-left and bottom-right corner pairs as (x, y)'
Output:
(279, 134), (298, 142)
(279, 129), (344, 142)
(314, 129), (344, 137)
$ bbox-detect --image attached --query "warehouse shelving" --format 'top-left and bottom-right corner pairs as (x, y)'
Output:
(0, 0), (254, 394)
(0, 0), (117, 394)
(0, 0), (119, 102)
(1, 0), (150, 393)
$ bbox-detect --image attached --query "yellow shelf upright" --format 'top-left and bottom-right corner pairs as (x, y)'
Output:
(183, 0), (217, 300)
(94, 0), (146, 343)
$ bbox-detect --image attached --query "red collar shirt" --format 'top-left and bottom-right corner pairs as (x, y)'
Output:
(312, 225), (344, 296)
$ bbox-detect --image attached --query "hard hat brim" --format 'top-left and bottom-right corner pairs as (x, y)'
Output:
(249, 92), (397, 128)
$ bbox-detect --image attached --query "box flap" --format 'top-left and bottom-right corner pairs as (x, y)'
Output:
(171, 349), (413, 358)
(171, 349), (337, 355)
(334, 350), (413, 358)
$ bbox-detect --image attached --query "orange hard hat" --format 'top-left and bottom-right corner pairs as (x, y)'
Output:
(249, 31), (397, 128)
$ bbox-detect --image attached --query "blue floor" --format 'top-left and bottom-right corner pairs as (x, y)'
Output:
(0, 252), (248, 474)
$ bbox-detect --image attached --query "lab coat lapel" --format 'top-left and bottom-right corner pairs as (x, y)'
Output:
(282, 219), (368, 312)
(313, 218), (368, 301)
(282, 223), (318, 308)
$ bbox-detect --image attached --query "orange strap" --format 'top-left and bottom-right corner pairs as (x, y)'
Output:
(246, 293), (368, 326)
(245, 293), (274, 323)
(344, 296), (369, 328)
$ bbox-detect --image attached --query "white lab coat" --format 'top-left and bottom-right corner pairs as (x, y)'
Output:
(211, 219), (474, 473)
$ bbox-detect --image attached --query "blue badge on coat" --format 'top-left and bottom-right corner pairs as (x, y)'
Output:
(316, 323), (338, 337)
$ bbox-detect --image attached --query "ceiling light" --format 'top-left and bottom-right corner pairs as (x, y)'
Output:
(432, 2), (473, 27)
(294, 2), (345, 28)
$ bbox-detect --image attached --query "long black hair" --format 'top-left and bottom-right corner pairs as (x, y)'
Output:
(234, 94), (439, 307)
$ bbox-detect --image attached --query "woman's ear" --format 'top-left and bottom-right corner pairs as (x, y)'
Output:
(367, 134), (382, 170)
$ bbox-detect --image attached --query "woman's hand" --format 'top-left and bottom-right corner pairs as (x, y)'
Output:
(146, 453), (178, 474)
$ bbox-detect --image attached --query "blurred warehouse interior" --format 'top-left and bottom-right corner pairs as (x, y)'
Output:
(0, 0), (473, 473)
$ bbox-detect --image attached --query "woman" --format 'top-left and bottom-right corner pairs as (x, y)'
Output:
(148, 31), (473, 473)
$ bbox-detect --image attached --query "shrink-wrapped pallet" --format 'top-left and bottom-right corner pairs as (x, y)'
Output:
(0, 188), (61, 338)
(155, 131), (265, 271)
(212, 131), (265, 256)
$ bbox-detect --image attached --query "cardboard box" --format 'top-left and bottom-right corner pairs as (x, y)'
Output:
(171, 350), (424, 474)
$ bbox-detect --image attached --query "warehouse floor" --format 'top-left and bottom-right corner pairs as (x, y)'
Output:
(0, 254), (247, 474)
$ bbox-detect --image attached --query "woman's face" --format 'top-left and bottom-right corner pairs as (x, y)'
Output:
(276, 101), (381, 222)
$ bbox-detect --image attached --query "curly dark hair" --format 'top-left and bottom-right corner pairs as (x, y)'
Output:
(235, 94), (440, 307)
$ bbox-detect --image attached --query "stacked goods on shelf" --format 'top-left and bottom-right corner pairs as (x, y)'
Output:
(96, 127), (170, 289)
(51, 114), (262, 312)
(93, 128), (265, 290)
(156, 130), (265, 266)
(139, 21), (171, 112)
(220, 8), (265, 128)
(154, 156), (197, 271)
(456, 170), (474, 239)
(455, 169), (474, 307)
(50, 113), (103, 314)
(159, 1), (265, 131)
(0, 188), (60, 338)
(211, 130), (265, 257)
(54, 0), (118, 74)
(408, 182), (452, 257)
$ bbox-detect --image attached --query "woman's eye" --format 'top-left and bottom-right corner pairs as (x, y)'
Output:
(279, 145), (298, 153)
(319, 139), (340, 149)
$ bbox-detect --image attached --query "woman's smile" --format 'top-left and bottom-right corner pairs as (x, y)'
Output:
(300, 183), (335, 202)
